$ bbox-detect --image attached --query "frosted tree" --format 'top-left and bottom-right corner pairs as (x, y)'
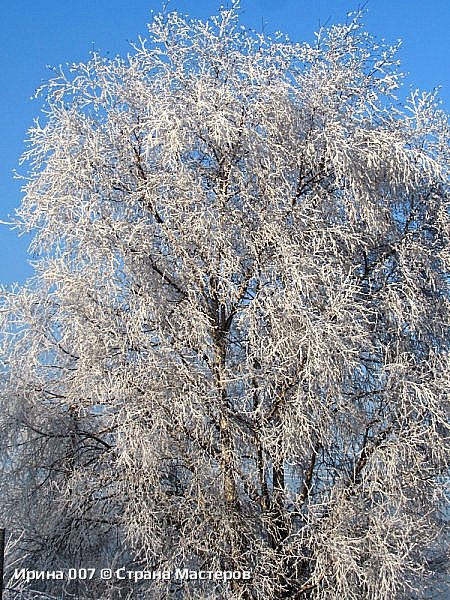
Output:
(1, 4), (449, 599)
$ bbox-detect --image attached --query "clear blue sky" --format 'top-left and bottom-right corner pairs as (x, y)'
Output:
(1, 0), (449, 286)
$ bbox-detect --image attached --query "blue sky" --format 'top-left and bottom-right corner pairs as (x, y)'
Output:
(1, 0), (449, 286)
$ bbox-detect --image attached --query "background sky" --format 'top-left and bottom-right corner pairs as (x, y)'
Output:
(1, 0), (449, 286)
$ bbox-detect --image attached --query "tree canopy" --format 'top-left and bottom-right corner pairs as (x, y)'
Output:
(1, 4), (449, 599)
